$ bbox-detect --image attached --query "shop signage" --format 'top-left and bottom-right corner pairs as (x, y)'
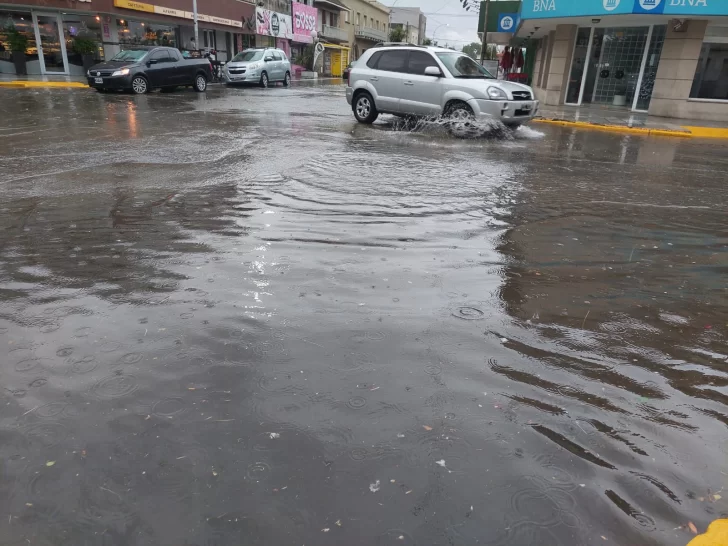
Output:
(522, 0), (728, 18)
(114, 0), (154, 13)
(256, 8), (293, 39)
(113, 0), (243, 27)
(154, 5), (184, 17)
(497, 13), (519, 32)
(292, 2), (317, 43)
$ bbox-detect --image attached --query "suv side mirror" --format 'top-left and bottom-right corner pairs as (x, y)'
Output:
(147, 58), (159, 65)
(264, 56), (273, 62)
(424, 66), (442, 77)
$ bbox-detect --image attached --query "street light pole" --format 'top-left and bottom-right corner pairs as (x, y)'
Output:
(479, 0), (489, 65)
(192, 0), (199, 48)
(432, 23), (448, 44)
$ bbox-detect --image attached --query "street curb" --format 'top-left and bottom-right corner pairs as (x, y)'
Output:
(533, 118), (693, 138)
(0, 81), (88, 89)
(682, 126), (728, 139)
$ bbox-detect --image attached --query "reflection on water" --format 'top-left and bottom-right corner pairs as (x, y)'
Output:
(0, 87), (726, 546)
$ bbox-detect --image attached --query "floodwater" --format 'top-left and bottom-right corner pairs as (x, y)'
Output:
(1, 84), (727, 546)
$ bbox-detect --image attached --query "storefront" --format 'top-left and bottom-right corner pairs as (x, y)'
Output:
(322, 43), (349, 76)
(255, 7), (293, 56)
(291, 1), (316, 63)
(1, 9), (104, 75)
(0, 0), (252, 75)
(516, 0), (728, 120)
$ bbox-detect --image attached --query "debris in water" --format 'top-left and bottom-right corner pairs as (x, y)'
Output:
(423, 425), (433, 431)
(269, 432), (280, 439)
(369, 480), (381, 493)
(45, 461), (55, 467)
(405, 490), (412, 494)
(688, 522), (698, 535)
(397, 433), (405, 438)
(335, 519), (342, 527)
(322, 528), (330, 533)
(436, 459), (452, 473)
(500, 338), (508, 343)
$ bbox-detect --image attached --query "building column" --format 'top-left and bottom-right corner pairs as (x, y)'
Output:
(101, 17), (120, 60)
(648, 20), (707, 119)
(544, 24), (577, 106)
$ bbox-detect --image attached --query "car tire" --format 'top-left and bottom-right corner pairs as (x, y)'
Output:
(283, 71), (291, 87)
(194, 74), (207, 92)
(353, 92), (378, 124)
(260, 72), (269, 88)
(445, 101), (476, 138)
(161, 86), (177, 93)
(131, 76), (148, 94)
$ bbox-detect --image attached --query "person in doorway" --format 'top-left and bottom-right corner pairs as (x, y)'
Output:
(500, 46), (512, 77)
(187, 36), (196, 51)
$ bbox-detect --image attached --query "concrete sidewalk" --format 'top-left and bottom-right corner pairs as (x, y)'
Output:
(534, 103), (728, 139)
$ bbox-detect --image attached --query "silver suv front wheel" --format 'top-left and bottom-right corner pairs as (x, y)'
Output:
(353, 92), (378, 124)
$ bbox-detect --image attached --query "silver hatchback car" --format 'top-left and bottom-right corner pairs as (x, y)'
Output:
(346, 45), (538, 127)
(224, 48), (292, 88)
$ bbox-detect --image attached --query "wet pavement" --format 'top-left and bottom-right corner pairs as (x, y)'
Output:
(1, 83), (727, 546)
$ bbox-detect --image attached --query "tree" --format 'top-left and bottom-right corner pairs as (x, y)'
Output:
(461, 42), (497, 60)
(422, 37), (432, 46)
(389, 26), (407, 43)
(461, 41), (481, 59)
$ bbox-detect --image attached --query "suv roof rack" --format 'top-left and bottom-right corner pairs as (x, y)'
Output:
(373, 42), (426, 48)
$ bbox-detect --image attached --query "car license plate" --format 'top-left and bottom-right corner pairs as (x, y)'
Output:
(521, 103), (531, 111)
(94, 77), (103, 84)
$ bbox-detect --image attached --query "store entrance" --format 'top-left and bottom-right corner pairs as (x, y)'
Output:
(32, 12), (69, 74)
(565, 25), (666, 112)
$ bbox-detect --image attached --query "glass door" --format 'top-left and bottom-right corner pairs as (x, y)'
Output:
(565, 27), (594, 105)
(32, 12), (69, 74)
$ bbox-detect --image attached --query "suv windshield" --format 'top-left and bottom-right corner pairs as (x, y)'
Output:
(231, 50), (264, 62)
(436, 53), (494, 79)
(111, 50), (149, 62)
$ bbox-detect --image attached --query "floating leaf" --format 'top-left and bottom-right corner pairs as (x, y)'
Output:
(714, 494), (722, 500)
(45, 461), (55, 467)
(688, 522), (698, 535)
(335, 519), (342, 527)
(422, 425), (433, 431)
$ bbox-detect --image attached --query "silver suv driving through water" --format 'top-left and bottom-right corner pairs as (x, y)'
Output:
(346, 44), (538, 127)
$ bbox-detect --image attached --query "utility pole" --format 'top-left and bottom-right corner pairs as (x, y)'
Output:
(193, 0), (199, 48)
(479, 0), (489, 65)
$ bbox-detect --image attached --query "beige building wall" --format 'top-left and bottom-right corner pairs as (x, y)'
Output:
(543, 24), (577, 106)
(648, 20), (728, 122)
(343, 0), (389, 58)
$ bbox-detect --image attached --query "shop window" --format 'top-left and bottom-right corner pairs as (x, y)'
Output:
(635, 25), (666, 111)
(117, 19), (177, 48)
(690, 28), (728, 101)
(63, 14), (104, 73)
(203, 29), (217, 50)
(0, 10), (39, 73)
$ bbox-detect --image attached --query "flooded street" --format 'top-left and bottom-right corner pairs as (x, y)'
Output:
(1, 84), (727, 546)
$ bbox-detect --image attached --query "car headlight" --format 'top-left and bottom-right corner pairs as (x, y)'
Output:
(487, 86), (508, 100)
(111, 68), (130, 77)
(248, 63), (260, 70)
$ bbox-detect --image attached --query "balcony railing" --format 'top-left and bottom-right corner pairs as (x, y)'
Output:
(321, 24), (348, 42)
(355, 25), (387, 42)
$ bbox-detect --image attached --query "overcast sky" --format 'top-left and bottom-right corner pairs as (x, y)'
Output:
(382, 0), (481, 49)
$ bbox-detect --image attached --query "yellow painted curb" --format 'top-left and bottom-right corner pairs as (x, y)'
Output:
(687, 519), (728, 546)
(0, 81), (88, 89)
(533, 118), (692, 138)
(683, 126), (728, 139)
